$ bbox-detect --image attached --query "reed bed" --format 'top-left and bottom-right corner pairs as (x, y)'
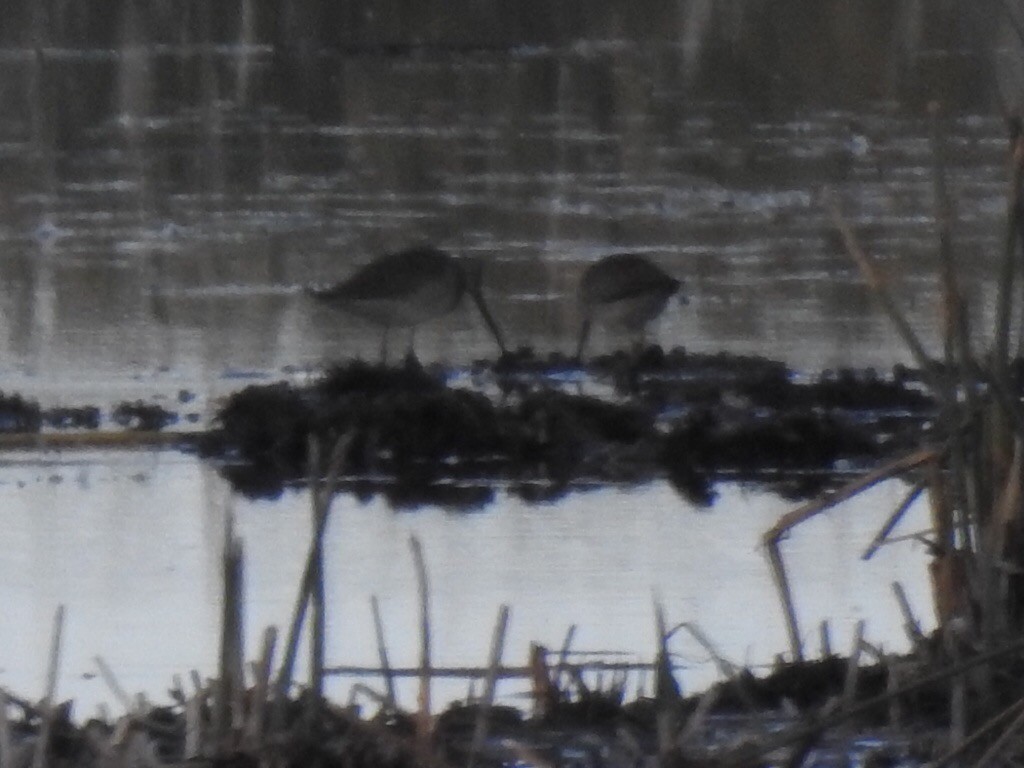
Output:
(763, 107), (1024, 763)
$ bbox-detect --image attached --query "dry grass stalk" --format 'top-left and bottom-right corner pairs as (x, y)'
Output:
(554, 624), (576, 693)
(991, 125), (1024, 376)
(371, 595), (398, 711)
(31, 604), (65, 768)
(270, 430), (351, 730)
(972, 698), (1024, 768)
(678, 622), (757, 712)
(819, 620), (831, 656)
(885, 656), (903, 727)
(653, 600), (682, 765)
(409, 534), (433, 765)
(733, 637), (1024, 768)
(184, 692), (203, 759)
(764, 448), (938, 659)
(94, 656), (134, 714)
(943, 625), (966, 751)
(0, 688), (11, 767)
(245, 626), (277, 745)
(891, 582), (925, 645)
(215, 515), (245, 748)
(528, 644), (557, 719)
(677, 684), (721, 752)
(841, 620), (865, 710)
(828, 196), (946, 398)
(926, 692), (1024, 768)
(309, 435), (327, 707)
(467, 604), (511, 768)
(861, 481), (925, 560)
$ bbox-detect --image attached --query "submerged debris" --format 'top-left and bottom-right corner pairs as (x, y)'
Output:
(0, 391), (42, 433)
(111, 401), (178, 432)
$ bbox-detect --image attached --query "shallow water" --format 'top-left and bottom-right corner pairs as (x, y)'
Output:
(0, 29), (1006, 714)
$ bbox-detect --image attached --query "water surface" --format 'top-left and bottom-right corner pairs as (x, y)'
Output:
(0, 450), (934, 716)
(0, 32), (999, 714)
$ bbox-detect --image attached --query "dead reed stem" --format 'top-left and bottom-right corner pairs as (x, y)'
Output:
(468, 604), (511, 768)
(410, 534), (433, 763)
(861, 480), (926, 560)
(324, 660), (662, 679)
(828, 196), (947, 400)
(653, 599), (681, 765)
(270, 431), (351, 730)
(371, 595), (398, 710)
(216, 516), (245, 746)
(764, 448), (939, 546)
(992, 125), (1024, 376)
(32, 604), (65, 768)
(944, 626), (966, 750)
(246, 626), (277, 745)
(972, 697), (1024, 768)
(841, 620), (865, 709)
(678, 622), (756, 712)
(925, 692), (1024, 768)
(929, 102), (980, 553)
(554, 624), (576, 692)
(764, 448), (938, 658)
(766, 542), (803, 661)
(94, 656), (133, 713)
(736, 636), (1024, 768)
(0, 688), (10, 767)
(309, 435), (326, 706)
(891, 582), (925, 644)
(819, 620), (832, 656)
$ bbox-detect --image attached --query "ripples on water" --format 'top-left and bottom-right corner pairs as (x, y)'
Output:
(0, 31), (1005, 709)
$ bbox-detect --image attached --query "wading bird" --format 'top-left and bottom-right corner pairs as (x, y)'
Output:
(576, 253), (684, 360)
(310, 246), (507, 362)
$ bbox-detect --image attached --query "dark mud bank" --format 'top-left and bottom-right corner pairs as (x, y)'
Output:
(197, 348), (937, 507)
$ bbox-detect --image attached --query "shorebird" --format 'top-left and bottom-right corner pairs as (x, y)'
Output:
(310, 246), (508, 362)
(575, 253), (684, 359)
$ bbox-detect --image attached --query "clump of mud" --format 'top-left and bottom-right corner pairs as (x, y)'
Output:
(200, 349), (935, 507)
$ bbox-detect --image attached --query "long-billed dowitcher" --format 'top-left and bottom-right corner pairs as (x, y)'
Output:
(310, 246), (507, 361)
(576, 253), (684, 359)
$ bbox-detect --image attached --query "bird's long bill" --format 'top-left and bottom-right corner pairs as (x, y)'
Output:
(470, 290), (508, 355)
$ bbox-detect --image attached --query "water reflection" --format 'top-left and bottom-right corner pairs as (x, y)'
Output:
(0, 450), (935, 715)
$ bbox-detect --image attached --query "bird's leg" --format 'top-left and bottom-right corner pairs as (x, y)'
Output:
(405, 327), (419, 365)
(574, 318), (592, 365)
(380, 327), (391, 366)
